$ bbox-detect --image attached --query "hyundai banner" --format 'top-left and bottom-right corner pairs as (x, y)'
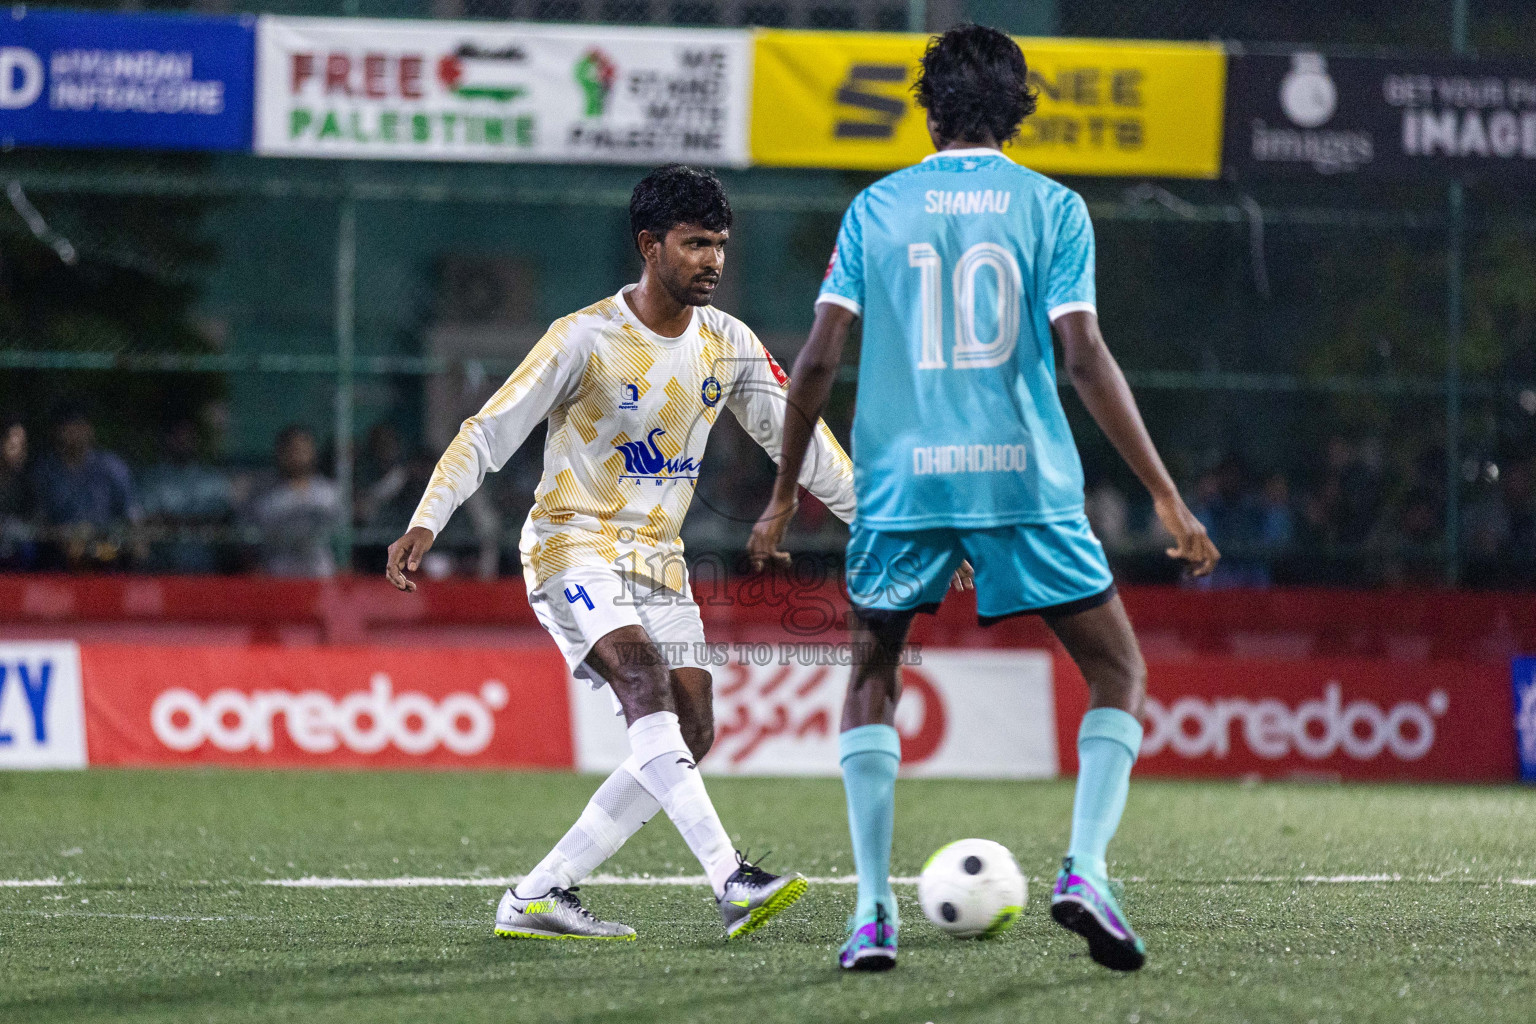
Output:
(0, 8), (254, 152)
(255, 16), (751, 165)
(1224, 50), (1536, 179)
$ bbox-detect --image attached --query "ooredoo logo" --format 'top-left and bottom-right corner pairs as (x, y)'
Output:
(150, 674), (510, 757)
(1143, 683), (1448, 762)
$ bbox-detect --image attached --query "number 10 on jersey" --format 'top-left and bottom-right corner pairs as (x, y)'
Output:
(909, 241), (1023, 370)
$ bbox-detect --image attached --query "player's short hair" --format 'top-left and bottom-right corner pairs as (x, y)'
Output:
(914, 24), (1038, 147)
(629, 165), (732, 253)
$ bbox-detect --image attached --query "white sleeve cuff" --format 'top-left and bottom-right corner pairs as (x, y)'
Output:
(815, 293), (862, 317)
(1047, 301), (1096, 322)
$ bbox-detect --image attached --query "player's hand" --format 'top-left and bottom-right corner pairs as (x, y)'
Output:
(385, 526), (435, 592)
(747, 495), (797, 572)
(950, 559), (975, 592)
(1154, 492), (1220, 578)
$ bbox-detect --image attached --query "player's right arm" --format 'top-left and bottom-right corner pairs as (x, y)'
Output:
(1054, 310), (1218, 577)
(1044, 191), (1217, 578)
(386, 325), (587, 592)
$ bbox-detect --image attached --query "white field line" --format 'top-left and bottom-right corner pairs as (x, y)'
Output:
(262, 874), (903, 888)
(5, 874), (1535, 889)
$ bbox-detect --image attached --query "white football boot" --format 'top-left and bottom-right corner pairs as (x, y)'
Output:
(494, 886), (636, 941)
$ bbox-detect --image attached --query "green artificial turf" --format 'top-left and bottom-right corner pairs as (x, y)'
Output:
(1, 770), (1533, 1023)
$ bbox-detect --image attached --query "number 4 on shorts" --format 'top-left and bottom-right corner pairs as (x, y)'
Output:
(565, 585), (594, 610)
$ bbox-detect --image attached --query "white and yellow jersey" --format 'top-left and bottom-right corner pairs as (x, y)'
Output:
(409, 286), (856, 593)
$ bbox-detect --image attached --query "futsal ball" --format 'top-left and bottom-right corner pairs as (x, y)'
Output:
(917, 838), (1027, 938)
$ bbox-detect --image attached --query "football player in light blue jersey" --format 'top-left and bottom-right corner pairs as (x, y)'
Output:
(749, 25), (1219, 973)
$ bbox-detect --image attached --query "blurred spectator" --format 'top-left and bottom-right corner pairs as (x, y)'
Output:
(1190, 455), (1270, 587)
(1463, 479), (1509, 562)
(1258, 472), (1296, 548)
(1464, 453), (1536, 588)
(1084, 478), (1131, 550)
(353, 423), (436, 574)
(32, 405), (139, 569)
(138, 420), (233, 573)
(1304, 436), (1385, 547)
(0, 419), (37, 569)
(355, 422), (436, 532)
(246, 425), (341, 578)
(1501, 456), (1536, 576)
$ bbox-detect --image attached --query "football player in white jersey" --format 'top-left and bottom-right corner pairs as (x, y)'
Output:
(385, 166), (858, 941)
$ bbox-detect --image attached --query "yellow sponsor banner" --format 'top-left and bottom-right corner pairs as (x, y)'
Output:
(750, 31), (1225, 178)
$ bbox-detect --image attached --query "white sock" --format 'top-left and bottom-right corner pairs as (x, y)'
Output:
(627, 711), (737, 896)
(513, 757), (660, 904)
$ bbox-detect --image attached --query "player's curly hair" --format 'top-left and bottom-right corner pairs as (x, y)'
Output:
(629, 165), (733, 253)
(913, 24), (1038, 147)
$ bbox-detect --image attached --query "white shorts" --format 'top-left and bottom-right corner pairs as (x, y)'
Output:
(528, 566), (711, 693)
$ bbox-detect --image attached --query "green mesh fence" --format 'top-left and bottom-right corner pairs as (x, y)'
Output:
(2, 1), (1533, 584)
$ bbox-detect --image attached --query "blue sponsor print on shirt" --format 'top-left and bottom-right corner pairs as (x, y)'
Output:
(700, 376), (722, 407)
(613, 428), (699, 486)
(619, 383), (640, 410)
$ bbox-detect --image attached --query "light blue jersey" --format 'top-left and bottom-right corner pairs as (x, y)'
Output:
(818, 148), (1098, 531)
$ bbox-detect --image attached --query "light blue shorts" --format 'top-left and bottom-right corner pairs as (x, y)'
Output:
(845, 514), (1115, 623)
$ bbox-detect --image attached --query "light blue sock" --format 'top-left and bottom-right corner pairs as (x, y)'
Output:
(839, 724), (901, 923)
(1067, 707), (1144, 882)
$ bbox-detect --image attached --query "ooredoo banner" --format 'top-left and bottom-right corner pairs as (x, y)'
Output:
(79, 645), (573, 768)
(1, 639), (1519, 780)
(571, 649), (1059, 778)
(1055, 656), (1515, 782)
(0, 8), (254, 152)
(254, 16), (751, 165)
(750, 31), (1225, 177)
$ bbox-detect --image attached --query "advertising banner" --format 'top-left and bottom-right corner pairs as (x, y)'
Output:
(255, 16), (751, 165)
(571, 649), (1058, 778)
(0, 642), (87, 769)
(1515, 657), (1536, 783)
(0, 9), (253, 152)
(750, 31), (1225, 177)
(1224, 50), (1536, 179)
(1054, 656), (1515, 782)
(79, 645), (573, 769)
(2, 634), (1518, 781)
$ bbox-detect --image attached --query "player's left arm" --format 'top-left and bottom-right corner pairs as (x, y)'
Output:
(1054, 310), (1219, 577)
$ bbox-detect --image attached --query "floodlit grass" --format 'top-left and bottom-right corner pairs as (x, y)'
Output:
(1, 770), (1533, 1023)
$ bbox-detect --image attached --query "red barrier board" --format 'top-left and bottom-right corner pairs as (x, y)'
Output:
(80, 645), (574, 769)
(1053, 656), (1515, 782)
(7, 575), (1535, 663)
